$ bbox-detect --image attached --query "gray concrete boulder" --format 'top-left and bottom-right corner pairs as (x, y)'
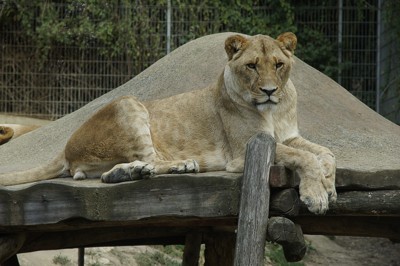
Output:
(1, 33), (399, 180)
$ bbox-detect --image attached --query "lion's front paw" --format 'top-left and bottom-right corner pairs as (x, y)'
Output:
(299, 180), (329, 215)
(317, 153), (337, 203)
(322, 175), (337, 203)
(101, 161), (155, 183)
(168, 159), (199, 174)
(298, 165), (329, 215)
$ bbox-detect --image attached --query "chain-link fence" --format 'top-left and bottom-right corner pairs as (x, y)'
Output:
(0, 1), (397, 122)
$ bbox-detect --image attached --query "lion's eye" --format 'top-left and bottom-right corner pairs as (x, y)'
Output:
(247, 63), (256, 70)
(276, 62), (284, 69)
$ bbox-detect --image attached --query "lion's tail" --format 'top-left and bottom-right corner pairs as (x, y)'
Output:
(0, 153), (67, 186)
(0, 126), (14, 145)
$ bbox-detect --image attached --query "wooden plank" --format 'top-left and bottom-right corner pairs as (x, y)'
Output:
(15, 215), (400, 254)
(293, 216), (400, 240)
(19, 226), (192, 252)
(270, 188), (300, 216)
(0, 177), (399, 232)
(7, 189), (399, 253)
(234, 133), (275, 266)
(0, 167), (399, 227)
(300, 190), (400, 216)
(269, 167), (400, 190)
(0, 173), (241, 226)
(0, 178), (399, 231)
(335, 168), (400, 190)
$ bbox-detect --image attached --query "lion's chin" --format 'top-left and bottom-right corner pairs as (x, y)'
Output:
(255, 100), (278, 112)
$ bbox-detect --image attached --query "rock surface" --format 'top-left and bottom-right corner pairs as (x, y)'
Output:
(0, 32), (399, 177)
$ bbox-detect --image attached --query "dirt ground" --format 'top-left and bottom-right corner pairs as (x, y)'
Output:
(302, 236), (400, 266)
(17, 235), (400, 266)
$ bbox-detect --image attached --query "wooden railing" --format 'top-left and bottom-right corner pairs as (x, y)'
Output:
(1, 133), (399, 265)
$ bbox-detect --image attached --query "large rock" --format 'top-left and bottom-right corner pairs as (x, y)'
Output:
(1, 33), (399, 177)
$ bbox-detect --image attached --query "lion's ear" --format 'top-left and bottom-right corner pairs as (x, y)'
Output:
(277, 32), (297, 54)
(225, 35), (248, 60)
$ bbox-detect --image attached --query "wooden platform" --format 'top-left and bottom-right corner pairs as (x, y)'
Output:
(1, 166), (399, 256)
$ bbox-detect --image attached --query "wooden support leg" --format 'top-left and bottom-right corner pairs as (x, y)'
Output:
(204, 232), (236, 266)
(2, 255), (20, 266)
(78, 247), (85, 266)
(0, 234), (25, 264)
(182, 232), (202, 266)
(234, 133), (275, 266)
(266, 216), (307, 262)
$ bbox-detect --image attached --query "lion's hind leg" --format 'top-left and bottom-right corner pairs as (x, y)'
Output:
(154, 159), (199, 174)
(101, 161), (155, 183)
(101, 159), (199, 183)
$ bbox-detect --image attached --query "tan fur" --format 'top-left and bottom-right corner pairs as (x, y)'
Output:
(0, 33), (336, 214)
(0, 124), (40, 145)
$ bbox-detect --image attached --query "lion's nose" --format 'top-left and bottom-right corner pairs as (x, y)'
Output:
(260, 87), (277, 96)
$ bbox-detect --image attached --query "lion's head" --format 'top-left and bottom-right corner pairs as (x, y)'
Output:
(223, 32), (297, 112)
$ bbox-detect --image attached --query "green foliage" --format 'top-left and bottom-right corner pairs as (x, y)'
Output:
(383, 0), (400, 99)
(0, 0), (353, 79)
(383, 0), (400, 40)
(172, 0), (296, 43)
(135, 250), (181, 266)
(157, 245), (184, 258)
(265, 242), (305, 266)
(52, 254), (72, 266)
(1, 0), (167, 69)
(295, 27), (341, 78)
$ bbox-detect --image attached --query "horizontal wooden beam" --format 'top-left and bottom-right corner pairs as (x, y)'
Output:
(269, 167), (400, 190)
(1, 172), (399, 230)
(308, 190), (400, 216)
(293, 216), (400, 240)
(16, 215), (400, 254)
(0, 173), (241, 227)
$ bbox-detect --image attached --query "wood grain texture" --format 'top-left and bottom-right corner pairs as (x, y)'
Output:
(269, 167), (400, 190)
(204, 232), (236, 266)
(293, 216), (400, 240)
(234, 133), (276, 266)
(270, 188), (300, 216)
(266, 217), (306, 262)
(0, 162), (400, 256)
(300, 190), (400, 216)
(0, 173), (241, 227)
(0, 174), (399, 229)
(182, 232), (202, 266)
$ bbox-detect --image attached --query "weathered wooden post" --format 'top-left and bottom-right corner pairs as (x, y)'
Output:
(182, 232), (202, 266)
(234, 132), (275, 266)
(0, 233), (25, 265)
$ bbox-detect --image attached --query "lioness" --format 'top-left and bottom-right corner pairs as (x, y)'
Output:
(0, 33), (336, 214)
